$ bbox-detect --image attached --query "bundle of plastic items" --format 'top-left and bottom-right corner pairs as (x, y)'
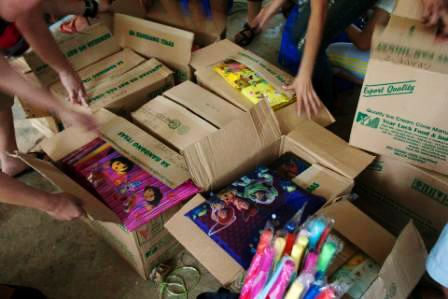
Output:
(240, 215), (357, 299)
(213, 59), (293, 110)
(59, 137), (200, 232)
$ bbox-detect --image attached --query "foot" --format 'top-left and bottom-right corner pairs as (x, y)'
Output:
(1, 156), (29, 177)
(234, 23), (257, 47)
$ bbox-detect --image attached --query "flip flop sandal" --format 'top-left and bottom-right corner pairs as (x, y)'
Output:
(234, 23), (257, 47)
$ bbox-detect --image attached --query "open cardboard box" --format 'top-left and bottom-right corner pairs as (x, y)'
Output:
(189, 39), (336, 134)
(350, 0), (448, 175)
(20, 13), (196, 119)
(165, 121), (375, 285)
(355, 155), (448, 247)
(318, 200), (427, 299)
(15, 96), (285, 278)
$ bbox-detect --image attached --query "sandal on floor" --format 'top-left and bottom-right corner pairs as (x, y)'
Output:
(234, 23), (257, 47)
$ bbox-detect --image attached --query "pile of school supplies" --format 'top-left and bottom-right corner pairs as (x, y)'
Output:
(240, 214), (380, 299)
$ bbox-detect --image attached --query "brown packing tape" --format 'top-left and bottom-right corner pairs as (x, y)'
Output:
(362, 223), (427, 299)
(16, 153), (120, 223)
(286, 121), (375, 179)
(165, 194), (243, 285)
(318, 200), (396, 264)
(183, 100), (281, 190)
(113, 13), (194, 69)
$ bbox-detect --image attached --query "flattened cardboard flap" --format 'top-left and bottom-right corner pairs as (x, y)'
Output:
(362, 222), (427, 299)
(113, 14), (194, 68)
(285, 121), (375, 179)
(393, 0), (423, 21)
(318, 200), (396, 264)
(183, 100), (281, 190)
(165, 194), (243, 285)
(16, 153), (119, 223)
(97, 109), (191, 188)
(190, 39), (243, 71)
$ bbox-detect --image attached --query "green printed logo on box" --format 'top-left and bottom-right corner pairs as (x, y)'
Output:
(367, 160), (384, 172)
(128, 30), (175, 48)
(411, 178), (448, 208)
(155, 113), (191, 136)
(363, 80), (416, 98)
(356, 112), (381, 129)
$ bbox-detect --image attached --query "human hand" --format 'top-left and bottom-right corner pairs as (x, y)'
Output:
(59, 70), (88, 107)
(45, 193), (85, 221)
(57, 106), (98, 132)
(253, 0), (288, 32)
(422, 0), (448, 37)
(284, 74), (323, 118)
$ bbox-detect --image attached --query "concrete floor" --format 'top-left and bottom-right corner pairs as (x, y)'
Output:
(0, 3), (361, 299)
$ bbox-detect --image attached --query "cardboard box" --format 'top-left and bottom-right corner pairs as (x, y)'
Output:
(16, 108), (192, 279)
(50, 48), (146, 97)
(163, 80), (244, 129)
(21, 13), (195, 118)
(319, 200), (427, 299)
(354, 155), (448, 247)
(85, 58), (174, 114)
(113, 13), (194, 82)
(20, 98), (283, 277)
(190, 39), (336, 134)
(132, 95), (218, 152)
(24, 22), (121, 87)
(349, 0), (448, 175)
(166, 121), (374, 285)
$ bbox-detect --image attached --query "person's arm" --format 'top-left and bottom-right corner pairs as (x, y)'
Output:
(253, 0), (288, 31)
(0, 172), (84, 220)
(421, 0), (448, 37)
(284, 0), (327, 118)
(0, 56), (97, 131)
(13, 3), (89, 106)
(346, 8), (390, 51)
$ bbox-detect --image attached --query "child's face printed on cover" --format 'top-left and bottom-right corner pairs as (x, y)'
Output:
(144, 188), (156, 202)
(110, 157), (134, 175)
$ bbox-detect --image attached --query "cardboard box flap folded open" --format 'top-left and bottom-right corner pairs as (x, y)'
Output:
(167, 120), (375, 285)
(393, 0), (423, 21)
(96, 109), (191, 189)
(372, 15), (448, 75)
(37, 109), (190, 222)
(319, 200), (395, 264)
(363, 223), (427, 299)
(320, 200), (427, 299)
(16, 152), (120, 223)
(113, 13), (194, 70)
(190, 39), (335, 131)
(183, 100), (281, 190)
(284, 121), (375, 179)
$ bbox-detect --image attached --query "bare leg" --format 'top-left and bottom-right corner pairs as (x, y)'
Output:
(443, 287), (448, 299)
(41, 0), (112, 18)
(248, 0), (263, 26)
(0, 102), (28, 176)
